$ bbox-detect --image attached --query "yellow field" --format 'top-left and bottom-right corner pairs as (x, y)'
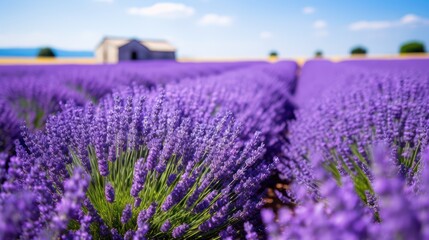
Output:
(0, 53), (428, 66)
(180, 54), (429, 66)
(0, 57), (96, 65)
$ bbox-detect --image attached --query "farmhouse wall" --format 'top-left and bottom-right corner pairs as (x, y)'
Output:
(118, 40), (151, 61)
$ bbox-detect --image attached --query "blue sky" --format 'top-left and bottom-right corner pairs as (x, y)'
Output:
(0, 0), (428, 58)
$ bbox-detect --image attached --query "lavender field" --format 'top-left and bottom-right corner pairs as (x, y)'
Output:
(1, 59), (429, 239)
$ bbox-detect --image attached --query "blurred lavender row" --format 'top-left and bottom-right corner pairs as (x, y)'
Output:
(264, 145), (429, 240)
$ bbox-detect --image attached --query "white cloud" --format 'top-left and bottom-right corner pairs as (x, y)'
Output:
(313, 20), (327, 29)
(349, 21), (392, 30)
(349, 14), (429, 31)
(259, 31), (273, 39)
(302, 7), (315, 15)
(400, 14), (421, 24)
(198, 14), (232, 26)
(128, 3), (195, 19)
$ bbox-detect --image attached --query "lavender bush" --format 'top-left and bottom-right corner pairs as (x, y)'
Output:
(0, 61), (256, 152)
(282, 63), (429, 204)
(264, 145), (429, 240)
(0, 61), (298, 238)
(3, 57), (428, 240)
(0, 61), (265, 193)
(2, 90), (272, 238)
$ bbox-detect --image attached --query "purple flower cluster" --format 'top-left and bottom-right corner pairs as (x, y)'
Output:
(264, 145), (429, 239)
(163, 61), (297, 156)
(268, 59), (429, 239)
(51, 167), (90, 233)
(0, 191), (39, 239)
(0, 61), (297, 238)
(0, 61), (256, 154)
(172, 224), (189, 238)
(5, 57), (427, 239)
(105, 183), (115, 203)
(282, 60), (429, 198)
(0, 167), (89, 239)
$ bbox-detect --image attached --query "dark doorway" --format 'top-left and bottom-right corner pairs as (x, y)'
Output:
(131, 51), (138, 60)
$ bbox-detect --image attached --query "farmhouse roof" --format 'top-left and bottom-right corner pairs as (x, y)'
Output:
(97, 36), (176, 52)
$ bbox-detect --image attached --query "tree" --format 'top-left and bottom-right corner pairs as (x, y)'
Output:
(400, 41), (426, 54)
(269, 51), (278, 58)
(315, 50), (323, 58)
(350, 46), (367, 55)
(37, 47), (56, 57)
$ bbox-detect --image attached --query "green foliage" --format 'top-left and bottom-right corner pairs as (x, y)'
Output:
(325, 141), (421, 208)
(350, 46), (367, 55)
(400, 41), (426, 54)
(37, 47), (56, 57)
(269, 51), (278, 58)
(17, 99), (45, 129)
(69, 146), (231, 239)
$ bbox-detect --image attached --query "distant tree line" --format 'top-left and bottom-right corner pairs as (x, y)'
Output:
(400, 41), (426, 54)
(305, 40), (427, 59)
(38, 47), (56, 57)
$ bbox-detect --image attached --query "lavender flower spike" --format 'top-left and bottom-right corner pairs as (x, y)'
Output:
(137, 202), (157, 227)
(244, 222), (258, 240)
(121, 204), (132, 224)
(52, 167), (90, 232)
(172, 224), (189, 238)
(160, 220), (172, 233)
(105, 183), (115, 203)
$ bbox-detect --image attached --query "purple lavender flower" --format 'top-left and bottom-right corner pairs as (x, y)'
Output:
(105, 183), (115, 203)
(75, 213), (92, 240)
(0, 191), (39, 239)
(111, 228), (122, 240)
(283, 60), (429, 201)
(167, 174), (177, 186)
(98, 157), (109, 176)
(194, 190), (218, 213)
(3, 61), (297, 238)
(134, 197), (142, 208)
(261, 208), (279, 239)
(370, 145), (424, 239)
(219, 225), (237, 240)
(124, 230), (134, 240)
(52, 167), (90, 232)
(130, 158), (147, 198)
(121, 204), (132, 224)
(0, 152), (7, 181)
(134, 223), (149, 239)
(160, 220), (172, 232)
(172, 224), (189, 238)
(0, 61), (258, 161)
(137, 202), (157, 227)
(244, 222), (258, 240)
(265, 144), (429, 240)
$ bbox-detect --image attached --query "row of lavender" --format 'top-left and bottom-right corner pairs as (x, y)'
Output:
(267, 59), (429, 239)
(0, 61), (257, 154)
(0, 61), (298, 239)
(3, 58), (428, 239)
